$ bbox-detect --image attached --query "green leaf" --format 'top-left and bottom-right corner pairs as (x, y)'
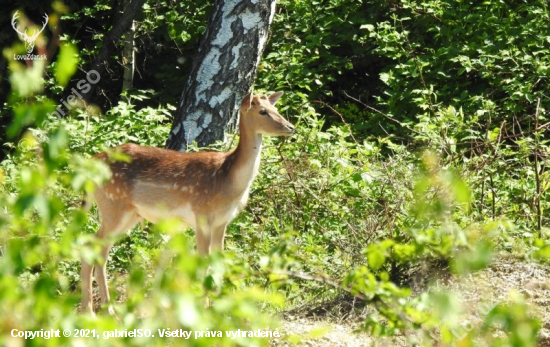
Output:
(360, 24), (375, 31)
(380, 72), (390, 84)
(8, 60), (46, 97)
(54, 44), (78, 87)
(367, 248), (385, 270)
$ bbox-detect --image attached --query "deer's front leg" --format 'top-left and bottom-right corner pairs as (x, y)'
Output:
(210, 223), (228, 253)
(95, 242), (114, 310)
(81, 260), (94, 314)
(195, 218), (213, 307)
(195, 218), (212, 256)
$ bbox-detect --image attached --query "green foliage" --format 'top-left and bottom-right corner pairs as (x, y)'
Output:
(54, 0), (211, 106)
(55, 44), (79, 87)
(0, 42), (282, 347)
(259, 0), (376, 98)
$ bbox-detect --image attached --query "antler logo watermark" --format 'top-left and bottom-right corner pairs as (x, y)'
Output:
(11, 11), (48, 60)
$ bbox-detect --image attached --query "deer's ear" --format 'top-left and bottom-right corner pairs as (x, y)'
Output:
(268, 91), (284, 105)
(241, 92), (253, 109)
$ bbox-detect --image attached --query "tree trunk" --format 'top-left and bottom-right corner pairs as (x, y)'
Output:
(121, 0), (136, 94)
(165, 0), (277, 151)
(68, 0), (145, 102)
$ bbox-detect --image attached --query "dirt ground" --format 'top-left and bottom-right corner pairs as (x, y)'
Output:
(272, 257), (550, 346)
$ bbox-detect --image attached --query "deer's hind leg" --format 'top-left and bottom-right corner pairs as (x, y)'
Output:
(81, 201), (140, 314)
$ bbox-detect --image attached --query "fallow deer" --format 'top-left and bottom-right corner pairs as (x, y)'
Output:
(81, 91), (294, 314)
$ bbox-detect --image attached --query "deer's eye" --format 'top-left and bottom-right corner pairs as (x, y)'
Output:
(259, 109), (268, 116)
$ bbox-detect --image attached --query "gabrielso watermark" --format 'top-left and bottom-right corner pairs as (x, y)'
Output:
(48, 70), (100, 118)
(18, 70), (101, 152)
(448, 293), (500, 341)
(10, 327), (282, 340)
(11, 11), (48, 60)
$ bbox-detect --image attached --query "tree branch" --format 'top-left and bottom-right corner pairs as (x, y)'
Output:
(68, 0), (147, 102)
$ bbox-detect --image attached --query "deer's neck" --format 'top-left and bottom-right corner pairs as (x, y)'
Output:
(227, 124), (263, 196)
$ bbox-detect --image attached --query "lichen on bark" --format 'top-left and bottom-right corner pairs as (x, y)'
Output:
(166, 0), (277, 151)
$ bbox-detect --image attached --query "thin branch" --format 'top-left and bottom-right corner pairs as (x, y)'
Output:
(343, 92), (422, 135)
(312, 100), (359, 145)
(534, 98), (542, 234)
(69, 0), (147, 102)
(271, 270), (367, 301)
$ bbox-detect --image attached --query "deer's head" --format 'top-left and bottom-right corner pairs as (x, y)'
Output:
(12, 11), (49, 54)
(240, 92), (295, 137)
